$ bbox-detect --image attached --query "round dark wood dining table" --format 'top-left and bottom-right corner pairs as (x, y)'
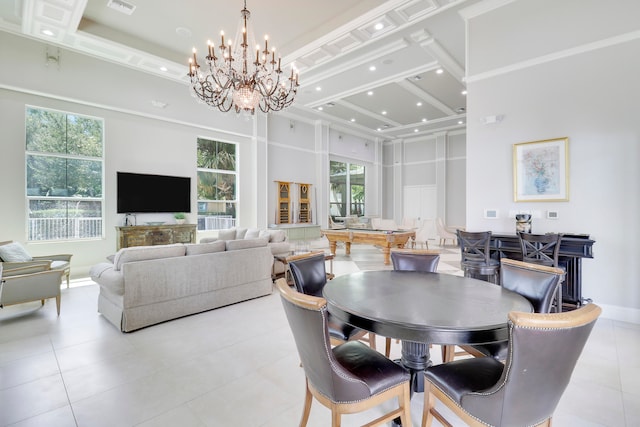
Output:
(323, 270), (532, 393)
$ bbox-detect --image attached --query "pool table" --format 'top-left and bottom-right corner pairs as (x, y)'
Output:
(321, 228), (415, 265)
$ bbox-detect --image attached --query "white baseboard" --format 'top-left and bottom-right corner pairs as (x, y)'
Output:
(599, 303), (640, 325)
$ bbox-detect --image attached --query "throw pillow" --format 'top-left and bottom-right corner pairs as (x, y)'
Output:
(269, 230), (287, 243)
(0, 242), (33, 262)
(258, 230), (271, 241)
(235, 227), (248, 239)
(217, 228), (236, 240)
(245, 228), (261, 239)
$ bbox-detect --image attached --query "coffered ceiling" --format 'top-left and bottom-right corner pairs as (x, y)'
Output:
(0, 0), (481, 140)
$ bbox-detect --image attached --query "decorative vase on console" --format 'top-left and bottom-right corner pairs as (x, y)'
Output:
(515, 214), (532, 234)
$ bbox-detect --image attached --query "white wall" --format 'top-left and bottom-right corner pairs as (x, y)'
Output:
(0, 31), (384, 276)
(464, 0), (640, 321)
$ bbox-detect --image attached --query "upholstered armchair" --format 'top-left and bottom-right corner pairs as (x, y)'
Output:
(1, 264), (64, 315)
(0, 241), (72, 288)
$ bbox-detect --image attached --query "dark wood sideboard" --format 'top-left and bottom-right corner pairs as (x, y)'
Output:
(116, 224), (197, 250)
(489, 234), (595, 310)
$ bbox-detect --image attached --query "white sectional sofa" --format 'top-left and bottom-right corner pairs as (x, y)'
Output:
(90, 238), (274, 332)
(200, 227), (292, 278)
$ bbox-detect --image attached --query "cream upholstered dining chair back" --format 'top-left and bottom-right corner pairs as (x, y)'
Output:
(435, 217), (457, 246)
(276, 278), (412, 427)
(423, 303), (602, 427)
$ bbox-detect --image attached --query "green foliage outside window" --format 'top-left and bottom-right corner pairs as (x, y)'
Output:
(25, 106), (104, 241)
(197, 138), (237, 230)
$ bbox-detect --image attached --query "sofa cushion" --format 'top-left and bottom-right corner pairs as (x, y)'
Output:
(245, 228), (261, 239)
(217, 229), (236, 240)
(235, 227), (248, 239)
(259, 229), (287, 243)
(226, 238), (268, 251)
(113, 244), (186, 271)
(185, 241), (226, 255)
(0, 242), (32, 262)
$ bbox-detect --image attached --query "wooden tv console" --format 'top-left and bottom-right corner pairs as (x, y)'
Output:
(116, 224), (196, 250)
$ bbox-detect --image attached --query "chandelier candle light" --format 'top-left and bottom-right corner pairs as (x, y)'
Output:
(187, 0), (299, 114)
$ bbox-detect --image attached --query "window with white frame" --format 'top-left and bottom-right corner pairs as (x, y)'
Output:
(197, 138), (237, 231)
(329, 160), (365, 218)
(25, 106), (104, 241)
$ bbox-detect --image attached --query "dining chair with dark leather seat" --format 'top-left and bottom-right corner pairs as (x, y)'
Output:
(386, 248), (440, 357)
(390, 248), (440, 273)
(519, 232), (564, 312)
(288, 253), (376, 349)
(443, 258), (565, 362)
(276, 278), (412, 427)
(423, 303), (602, 427)
(456, 230), (500, 284)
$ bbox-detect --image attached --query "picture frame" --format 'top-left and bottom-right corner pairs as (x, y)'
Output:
(513, 137), (569, 202)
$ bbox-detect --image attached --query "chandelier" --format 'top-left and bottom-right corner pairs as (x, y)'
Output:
(187, 1), (299, 114)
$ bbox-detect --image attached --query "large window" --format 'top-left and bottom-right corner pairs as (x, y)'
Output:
(25, 107), (104, 241)
(329, 160), (365, 218)
(197, 138), (237, 230)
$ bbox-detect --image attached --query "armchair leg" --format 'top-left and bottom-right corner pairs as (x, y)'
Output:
(41, 299), (45, 306)
(56, 295), (61, 316)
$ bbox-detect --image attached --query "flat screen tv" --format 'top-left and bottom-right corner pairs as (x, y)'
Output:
(117, 172), (191, 214)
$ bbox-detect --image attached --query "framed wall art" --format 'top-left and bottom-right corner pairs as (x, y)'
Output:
(513, 137), (569, 202)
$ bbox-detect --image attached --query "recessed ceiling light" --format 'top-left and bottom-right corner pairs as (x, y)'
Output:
(377, 127), (382, 132)
(421, 118), (427, 122)
(367, 91), (373, 96)
(381, 111), (387, 115)
(315, 86), (322, 91)
(414, 129), (419, 133)
(160, 66), (168, 72)
(350, 118), (356, 122)
(369, 65), (376, 71)
(374, 23), (384, 30)
(458, 120), (464, 125)
(41, 29), (55, 36)
(436, 68), (444, 74)
(318, 107), (323, 111)
(416, 102), (422, 107)
(413, 75), (422, 81)
(461, 90), (467, 95)
(151, 100), (168, 108)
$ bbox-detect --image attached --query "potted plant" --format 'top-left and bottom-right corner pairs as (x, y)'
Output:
(174, 212), (186, 224)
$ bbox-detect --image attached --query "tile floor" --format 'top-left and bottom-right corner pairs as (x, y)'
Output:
(0, 240), (638, 426)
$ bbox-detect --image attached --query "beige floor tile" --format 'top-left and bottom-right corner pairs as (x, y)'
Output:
(0, 243), (634, 426)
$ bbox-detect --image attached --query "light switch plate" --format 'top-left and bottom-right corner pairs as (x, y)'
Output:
(547, 211), (559, 219)
(484, 209), (499, 219)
